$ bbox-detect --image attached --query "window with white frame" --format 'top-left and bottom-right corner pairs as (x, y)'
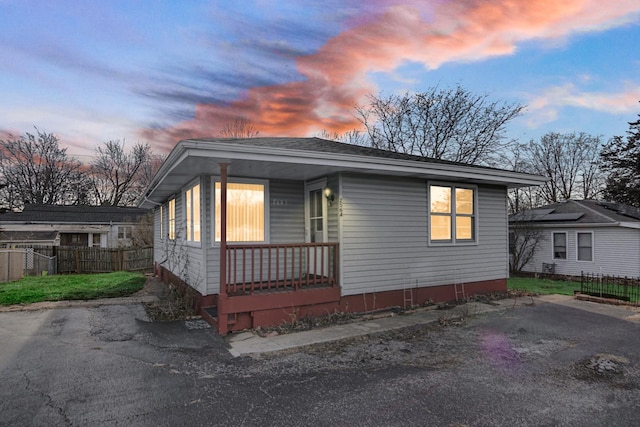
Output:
(118, 226), (132, 240)
(552, 232), (567, 260)
(214, 180), (266, 242)
(168, 198), (176, 240)
(577, 232), (593, 261)
(429, 184), (476, 243)
(185, 182), (201, 243)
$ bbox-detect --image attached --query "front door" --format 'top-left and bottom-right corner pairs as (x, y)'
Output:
(306, 180), (328, 277)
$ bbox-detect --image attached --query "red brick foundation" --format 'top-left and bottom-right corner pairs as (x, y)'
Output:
(154, 263), (506, 334)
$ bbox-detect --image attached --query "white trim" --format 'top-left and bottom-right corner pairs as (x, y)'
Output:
(576, 231), (594, 262)
(139, 140), (548, 208)
(179, 140), (547, 186)
(551, 231), (568, 261)
(168, 197), (176, 241)
(304, 178), (328, 244)
(211, 177), (270, 245)
(182, 177), (202, 246)
(427, 181), (478, 246)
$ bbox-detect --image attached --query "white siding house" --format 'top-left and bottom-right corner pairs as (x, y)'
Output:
(0, 205), (150, 249)
(139, 137), (546, 334)
(510, 200), (640, 278)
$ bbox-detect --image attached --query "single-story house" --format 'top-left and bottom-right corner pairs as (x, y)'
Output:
(0, 204), (150, 249)
(138, 137), (546, 334)
(509, 199), (640, 277)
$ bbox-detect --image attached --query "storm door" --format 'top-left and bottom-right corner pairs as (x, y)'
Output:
(305, 180), (328, 278)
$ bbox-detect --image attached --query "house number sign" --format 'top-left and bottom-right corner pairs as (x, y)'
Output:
(271, 198), (288, 206)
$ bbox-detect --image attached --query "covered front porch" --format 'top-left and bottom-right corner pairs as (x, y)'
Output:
(210, 163), (340, 333)
(206, 241), (340, 333)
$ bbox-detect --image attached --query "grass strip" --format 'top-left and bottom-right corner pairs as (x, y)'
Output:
(507, 276), (581, 296)
(0, 271), (146, 305)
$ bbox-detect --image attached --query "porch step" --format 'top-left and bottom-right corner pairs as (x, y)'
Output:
(203, 306), (217, 318)
(202, 306), (238, 328)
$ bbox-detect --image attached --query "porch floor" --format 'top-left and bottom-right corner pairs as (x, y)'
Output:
(226, 274), (336, 296)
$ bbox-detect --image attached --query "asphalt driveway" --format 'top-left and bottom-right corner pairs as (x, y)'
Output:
(1, 296), (640, 426)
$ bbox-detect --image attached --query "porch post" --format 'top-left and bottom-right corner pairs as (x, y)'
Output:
(218, 163), (229, 334)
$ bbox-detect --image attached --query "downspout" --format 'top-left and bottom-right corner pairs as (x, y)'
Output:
(218, 163), (229, 334)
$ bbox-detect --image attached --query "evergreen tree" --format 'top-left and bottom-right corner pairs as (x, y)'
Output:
(600, 108), (640, 207)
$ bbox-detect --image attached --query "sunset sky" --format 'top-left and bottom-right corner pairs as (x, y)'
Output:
(1, 0), (639, 157)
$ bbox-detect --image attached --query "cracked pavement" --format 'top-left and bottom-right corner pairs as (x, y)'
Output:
(2, 298), (640, 426)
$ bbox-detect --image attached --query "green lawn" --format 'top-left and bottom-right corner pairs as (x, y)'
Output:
(507, 276), (581, 296)
(0, 271), (146, 306)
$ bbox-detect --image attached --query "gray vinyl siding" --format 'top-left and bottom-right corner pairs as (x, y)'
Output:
(153, 205), (163, 262)
(340, 174), (508, 296)
(204, 179), (306, 295)
(522, 227), (640, 277)
(153, 179), (207, 295)
(270, 180), (305, 243)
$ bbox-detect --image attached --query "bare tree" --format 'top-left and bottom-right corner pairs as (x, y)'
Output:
(89, 140), (151, 206)
(219, 118), (260, 138)
(316, 129), (369, 146)
(354, 85), (525, 165)
(524, 132), (603, 203)
(130, 213), (154, 247)
(500, 143), (546, 213)
(0, 129), (87, 209)
(137, 152), (167, 195)
(509, 218), (544, 273)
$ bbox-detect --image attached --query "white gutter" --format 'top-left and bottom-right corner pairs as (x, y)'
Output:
(180, 140), (548, 187)
(140, 139), (548, 206)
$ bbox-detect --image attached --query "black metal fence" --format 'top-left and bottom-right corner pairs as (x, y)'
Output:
(580, 272), (640, 304)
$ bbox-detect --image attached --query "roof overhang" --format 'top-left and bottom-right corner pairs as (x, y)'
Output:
(139, 140), (548, 208)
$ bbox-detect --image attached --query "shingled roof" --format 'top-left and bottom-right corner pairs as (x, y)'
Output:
(0, 204), (150, 224)
(0, 230), (59, 243)
(510, 200), (640, 225)
(193, 137), (489, 168)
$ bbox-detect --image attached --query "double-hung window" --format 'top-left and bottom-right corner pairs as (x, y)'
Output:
(577, 232), (593, 261)
(185, 181), (201, 243)
(215, 180), (266, 242)
(429, 184), (476, 244)
(552, 232), (567, 260)
(168, 198), (176, 240)
(118, 226), (131, 240)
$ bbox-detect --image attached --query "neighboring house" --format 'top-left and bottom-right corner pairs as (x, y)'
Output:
(138, 137), (545, 334)
(0, 204), (150, 249)
(509, 200), (640, 278)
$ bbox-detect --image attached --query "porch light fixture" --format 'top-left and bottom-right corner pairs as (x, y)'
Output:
(324, 187), (335, 205)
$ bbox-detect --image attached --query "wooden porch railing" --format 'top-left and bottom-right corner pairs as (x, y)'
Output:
(225, 242), (338, 294)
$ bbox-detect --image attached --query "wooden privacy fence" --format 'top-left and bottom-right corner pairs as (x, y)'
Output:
(0, 249), (57, 283)
(56, 246), (153, 274)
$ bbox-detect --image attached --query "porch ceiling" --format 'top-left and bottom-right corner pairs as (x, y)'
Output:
(145, 156), (349, 203)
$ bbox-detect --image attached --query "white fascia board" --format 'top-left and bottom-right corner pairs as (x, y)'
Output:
(182, 141), (548, 187)
(619, 222), (640, 229)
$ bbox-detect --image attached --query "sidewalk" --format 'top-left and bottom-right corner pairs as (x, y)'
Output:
(227, 295), (549, 357)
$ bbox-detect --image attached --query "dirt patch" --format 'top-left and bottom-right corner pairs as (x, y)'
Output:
(252, 289), (526, 337)
(570, 353), (639, 389)
(141, 276), (198, 321)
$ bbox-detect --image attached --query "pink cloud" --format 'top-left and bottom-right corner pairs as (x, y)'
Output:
(526, 83), (640, 127)
(141, 0), (640, 152)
